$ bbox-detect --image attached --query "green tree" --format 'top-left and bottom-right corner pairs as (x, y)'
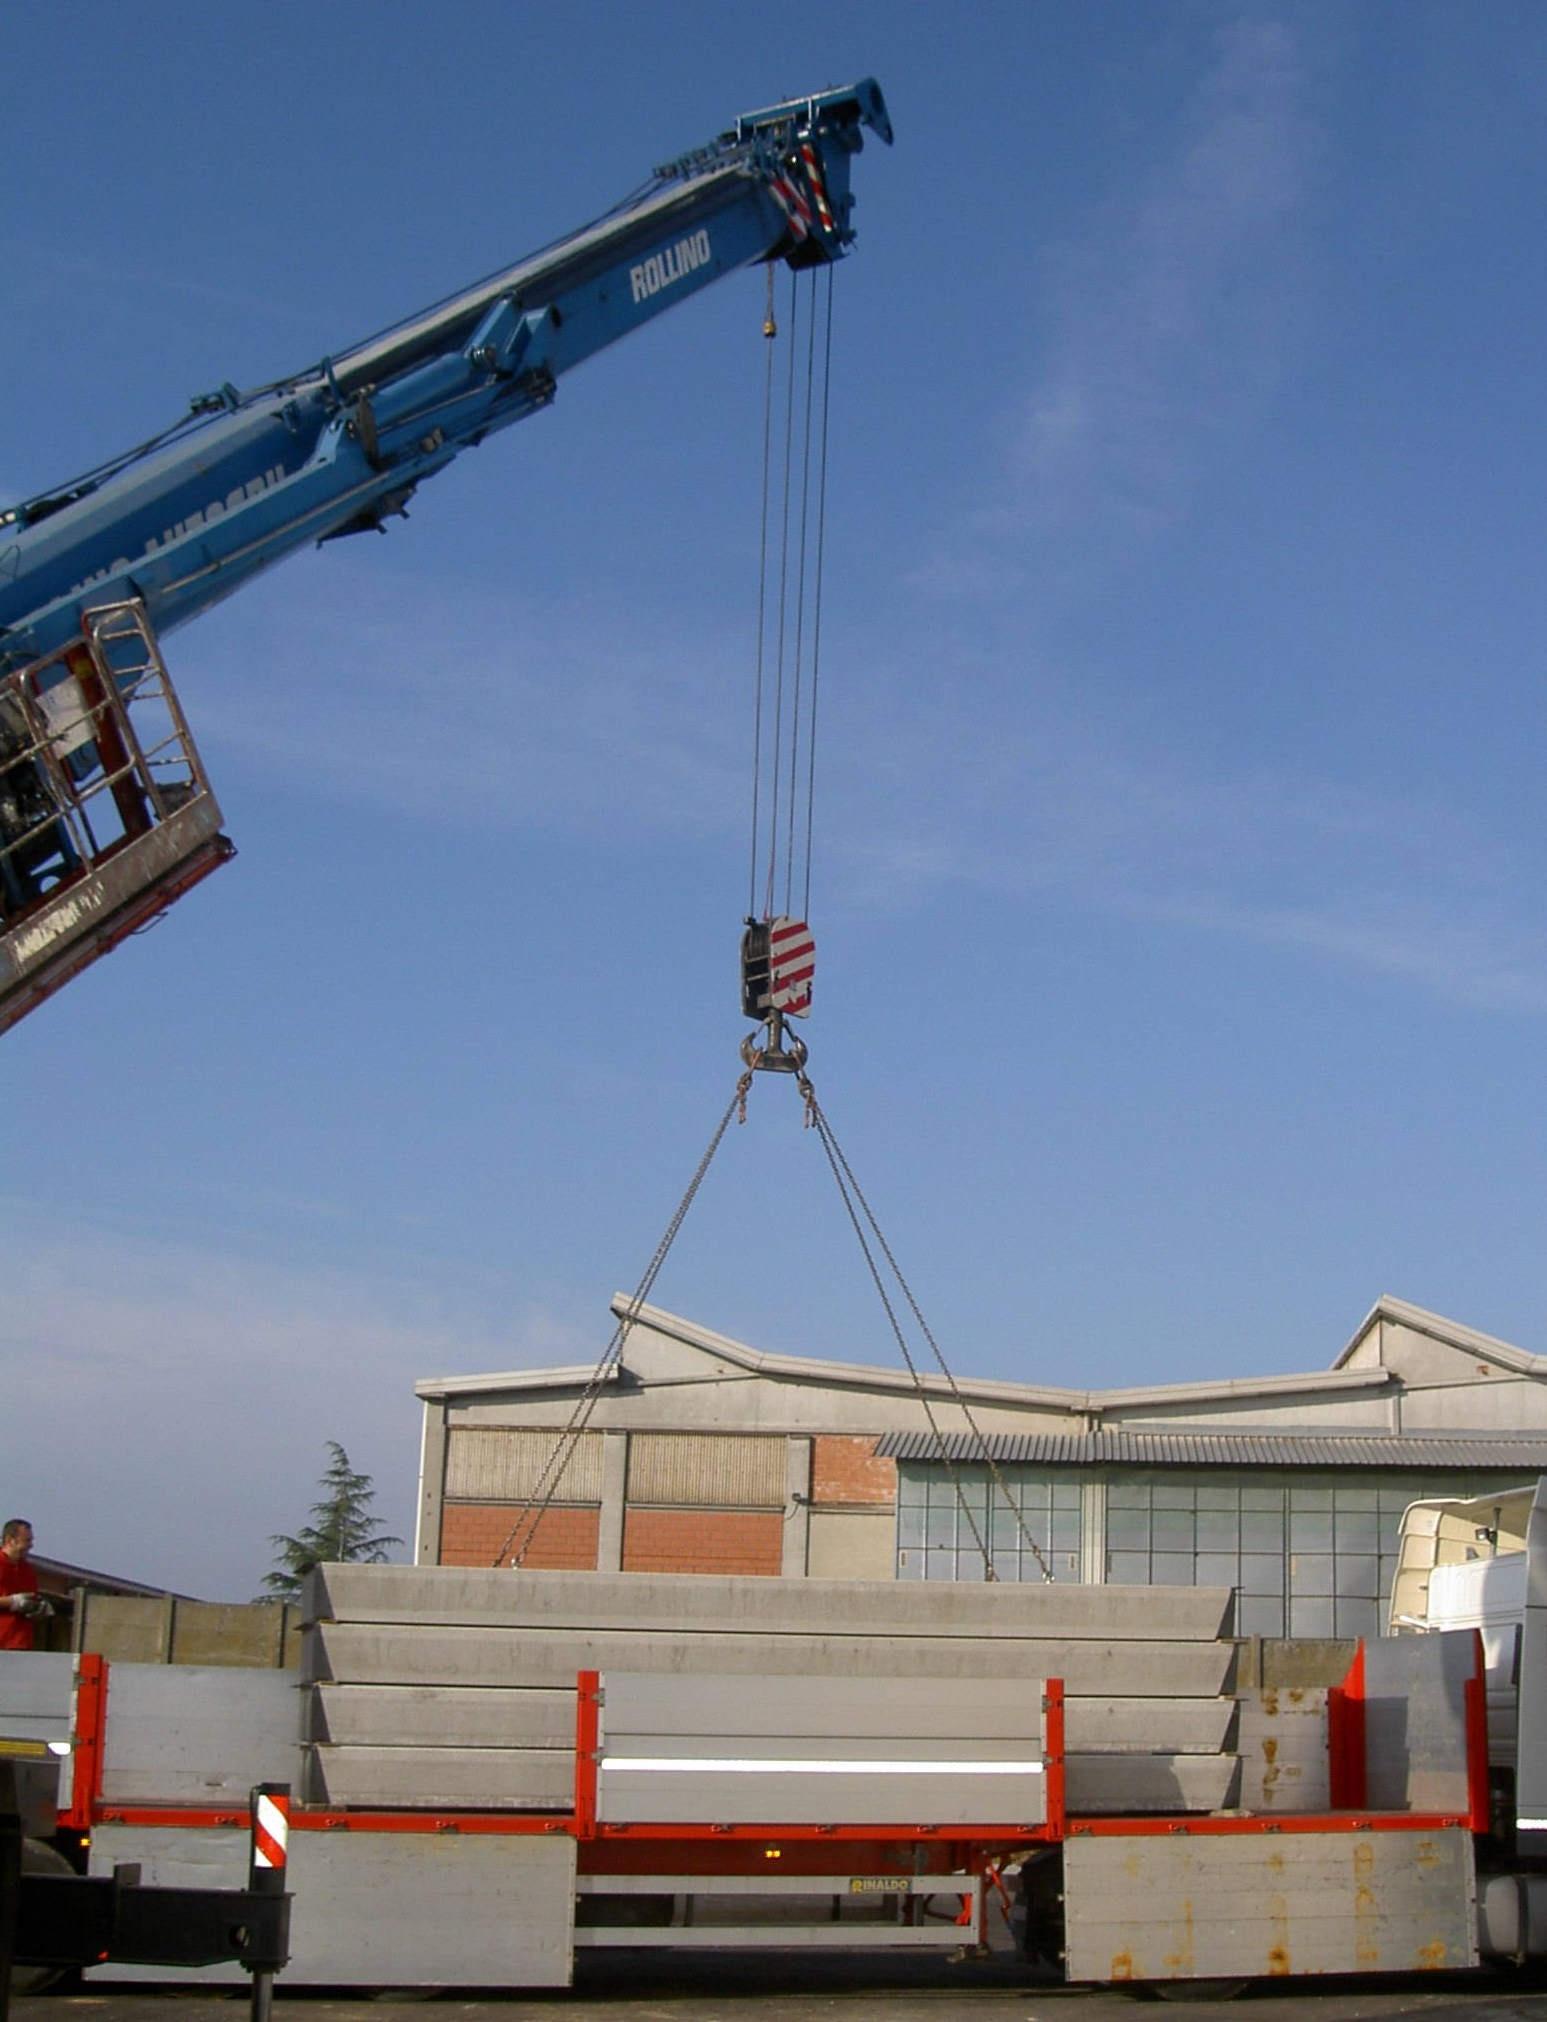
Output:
(260, 1441), (402, 1602)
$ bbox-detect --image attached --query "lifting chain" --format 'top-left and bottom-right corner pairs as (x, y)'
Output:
(498, 1032), (1055, 1583)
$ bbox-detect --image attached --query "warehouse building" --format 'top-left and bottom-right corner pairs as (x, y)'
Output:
(414, 1294), (1547, 1639)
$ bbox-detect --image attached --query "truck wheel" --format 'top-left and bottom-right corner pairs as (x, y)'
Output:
(15, 1838), (74, 1994)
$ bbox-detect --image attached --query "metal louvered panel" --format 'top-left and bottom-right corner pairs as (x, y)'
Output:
(627, 1434), (787, 1509)
(444, 1428), (604, 1503)
(875, 1429), (1547, 1470)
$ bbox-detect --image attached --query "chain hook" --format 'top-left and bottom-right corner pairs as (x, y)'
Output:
(740, 1008), (808, 1077)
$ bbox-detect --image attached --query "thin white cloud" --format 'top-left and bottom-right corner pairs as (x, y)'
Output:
(826, 672), (1547, 1015)
(1, 231), (329, 330)
(187, 562), (750, 843)
(1153, 891), (1547, 1015)
(182, 554), (1545, 1018)
(1, 1202), (605, 1596)
(917, 16), (1315, 592)
(1022, 16), (1311, 526)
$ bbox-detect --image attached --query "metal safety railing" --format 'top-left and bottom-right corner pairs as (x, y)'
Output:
(0, 600), (232, 1032)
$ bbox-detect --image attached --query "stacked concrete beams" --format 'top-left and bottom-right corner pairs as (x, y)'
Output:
(302, 1566), (1240, 1814)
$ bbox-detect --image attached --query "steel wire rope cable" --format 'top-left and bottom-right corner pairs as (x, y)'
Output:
(795, 1073), (995, 1579)
(801, 267), (836, 924)
(490, 1071), (754, 1568)
(760, 267), (803, 920)
(747, 268), (779, 918)
(803, 1084), (1056, 1583)
(783, 268), (822, 913)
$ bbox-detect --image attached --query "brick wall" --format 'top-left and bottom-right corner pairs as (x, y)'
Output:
(622, 1507), (783, 1577)
(811, 1435), (896, 1507)
(439, 1502), (600, 1571)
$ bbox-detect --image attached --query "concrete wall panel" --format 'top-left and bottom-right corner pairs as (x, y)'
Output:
(308, 1566), (1234, 1642)
(1064, 1827), (1477, 1980)
(807, 1508), (897, 1581)
(307, 1623), (1234, 1698)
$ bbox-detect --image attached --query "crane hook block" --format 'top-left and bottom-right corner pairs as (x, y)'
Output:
(740, 915), (814, 1020)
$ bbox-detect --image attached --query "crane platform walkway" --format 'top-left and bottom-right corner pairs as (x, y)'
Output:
(0, 600), (233, 1034)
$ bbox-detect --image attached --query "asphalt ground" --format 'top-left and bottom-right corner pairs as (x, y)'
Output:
(16, 1956), (1547, 2022)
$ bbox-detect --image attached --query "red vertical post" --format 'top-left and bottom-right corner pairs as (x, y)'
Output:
(1465, 1628), (1490, 1835)
(1328, 1640), (1368, 1811)
(60, 1651), (108, 1833)
(1043, 1678), (1065, 1837)
(574, 1669), (601, 1839)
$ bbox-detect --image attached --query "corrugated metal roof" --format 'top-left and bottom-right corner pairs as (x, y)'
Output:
(875, 1429), (1547, 1470)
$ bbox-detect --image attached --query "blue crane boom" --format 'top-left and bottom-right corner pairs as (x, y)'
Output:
(0, 78), (890, 671)
(0, 78), (891, 1033)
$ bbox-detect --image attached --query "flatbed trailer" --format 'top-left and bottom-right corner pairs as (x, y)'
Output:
(5, 1556), (1532, 1992)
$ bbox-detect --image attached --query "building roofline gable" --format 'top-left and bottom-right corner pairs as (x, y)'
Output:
(1333, 1295), (1546, 1377)
(416, 1298), (1392, 1415)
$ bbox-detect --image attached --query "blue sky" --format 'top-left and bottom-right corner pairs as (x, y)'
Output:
(6, 1), (1547, 1598)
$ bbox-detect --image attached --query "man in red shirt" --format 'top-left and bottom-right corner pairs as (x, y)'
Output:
(0, 1517), (45, 1650)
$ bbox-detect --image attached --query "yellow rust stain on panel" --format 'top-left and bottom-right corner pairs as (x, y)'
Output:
(1267, 1890), (1291, 1976)
(1260, 1732), (1282, 1801)
(1109, 1951), (1135, 1981)
(1162, 1899), (1196, 1977)
(1414, 1838), (1441, 1872)
(1352, 1838), (1380, 1967)
(1417, 1940), (1449, 1970)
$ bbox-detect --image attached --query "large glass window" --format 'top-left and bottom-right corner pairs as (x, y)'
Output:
(897, 1462), (1486, 1631)
(896, 1465), (1082, 1582)
(1102, 1469), (1484, 1636)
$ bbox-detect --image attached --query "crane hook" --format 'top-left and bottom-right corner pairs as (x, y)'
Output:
(741, 1009), (808, 1076)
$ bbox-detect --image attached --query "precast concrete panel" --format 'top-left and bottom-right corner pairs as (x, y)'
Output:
(306, 1622), (1234, 1697)
(301, 1567), (1238, 1817)
(0, 1650), (72, 1833)
(87, 1824), (251, 1987)
(86, 1824), (576, 1987)
(98, 1662), (300, 1806)
(807, 1507), (897, 1580)
(602, 1672), (1036, 1737)
(305, 1741), (572, 1809)
(1062, 1828), (1478, 1982)
(1236, 1687), (1331, 1812)
(1064, 1697), (1235, 1755)
(1361, 1630), (1475, 1815)
(306, 1564), (1235, 1640)
(0, 1649), (72, 1743)
(1061, 1755), (1241, 1813)
(596, 1672), (1046, 1827)
(307, 1681), (573, 1747)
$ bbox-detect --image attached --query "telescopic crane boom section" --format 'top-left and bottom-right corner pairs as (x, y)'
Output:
(0, 78), (891, 1034)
